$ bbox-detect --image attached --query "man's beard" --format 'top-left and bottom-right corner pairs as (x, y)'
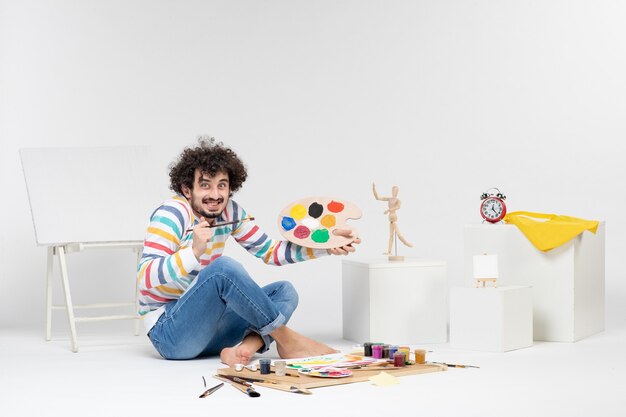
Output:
(199, 210), (221, 219)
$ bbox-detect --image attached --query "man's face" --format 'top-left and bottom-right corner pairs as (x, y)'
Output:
(182, 169), (230, 223)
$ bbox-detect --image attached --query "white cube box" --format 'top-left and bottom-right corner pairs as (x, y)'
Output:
(464, 223), (605, 342)
(342, 258), (447, 344)
(450, 286), (533, 352)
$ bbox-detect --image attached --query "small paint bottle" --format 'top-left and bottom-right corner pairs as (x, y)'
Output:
(259, 358), (271, 375)
(363, 342), (373, 357)
(274, 360), (287, 377)
(393, 351), (406, 367)
(414, 349), (426, 364)
(382, 344), (390, 358)
(388, 345), (398, 359)
(372, 344), (383, 359)
(399, 346), (410, 364)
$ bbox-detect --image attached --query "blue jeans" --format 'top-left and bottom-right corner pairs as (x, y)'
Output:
(148, 256), (299, 360)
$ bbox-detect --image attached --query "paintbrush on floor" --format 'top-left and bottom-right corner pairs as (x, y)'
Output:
(213, 375), (261, 397)
(218, 373), (311, 395)
(431, 362), (480, 369)
(254, 381), (312, 395)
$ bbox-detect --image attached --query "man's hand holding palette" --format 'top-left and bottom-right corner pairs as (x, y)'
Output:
(278, 196), (361, 249)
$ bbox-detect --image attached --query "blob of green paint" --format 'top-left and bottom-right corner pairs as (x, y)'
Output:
(281, 216), (296, 231)
(311, 228), (330, 243)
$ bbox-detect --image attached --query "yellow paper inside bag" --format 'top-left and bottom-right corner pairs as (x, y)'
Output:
(503, 211), (599, 252)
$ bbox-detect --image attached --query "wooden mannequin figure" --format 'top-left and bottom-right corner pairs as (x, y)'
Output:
(372, 183), (413, 261)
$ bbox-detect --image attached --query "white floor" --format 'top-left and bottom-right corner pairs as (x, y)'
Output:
(2, 323), (625, 417)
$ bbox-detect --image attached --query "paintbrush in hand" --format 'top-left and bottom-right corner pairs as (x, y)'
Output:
(186, 216), (255, 233)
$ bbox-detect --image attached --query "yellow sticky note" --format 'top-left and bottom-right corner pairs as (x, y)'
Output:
(369, 371), (399, 386)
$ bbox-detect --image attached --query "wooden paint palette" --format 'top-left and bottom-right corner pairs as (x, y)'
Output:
(277, 196), (361, 249)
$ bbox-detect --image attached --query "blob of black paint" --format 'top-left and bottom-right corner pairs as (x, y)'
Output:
(308, 202), (324, 218)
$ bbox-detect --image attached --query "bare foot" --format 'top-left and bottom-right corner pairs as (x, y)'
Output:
(272, 326), (339, 359)
(220, 334), (263, 368)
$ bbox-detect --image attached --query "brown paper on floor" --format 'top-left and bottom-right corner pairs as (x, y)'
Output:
(216, 362), (446, 391)
(369, 371), (399, 386)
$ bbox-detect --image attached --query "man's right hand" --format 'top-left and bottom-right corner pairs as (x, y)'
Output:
(327, 228), (361, 256)
(192, 217), (213, 260)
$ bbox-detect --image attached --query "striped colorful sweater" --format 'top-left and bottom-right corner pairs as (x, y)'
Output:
(137, 195), (327, 316)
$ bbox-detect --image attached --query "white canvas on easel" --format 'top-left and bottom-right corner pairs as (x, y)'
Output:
(473, 254), (499, 287)
(20, 146), (172, 352)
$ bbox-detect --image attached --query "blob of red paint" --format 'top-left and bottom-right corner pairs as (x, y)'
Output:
(327, 201), (345, 213)
(293, 225), (311, 239)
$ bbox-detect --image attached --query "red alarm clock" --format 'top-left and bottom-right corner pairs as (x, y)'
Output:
(480, 188), (507, 223)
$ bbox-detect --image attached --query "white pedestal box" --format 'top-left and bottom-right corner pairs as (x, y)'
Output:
(450, 286), (533, 352)
(341, 258), (447, 345)
(464, 223), (605, 342)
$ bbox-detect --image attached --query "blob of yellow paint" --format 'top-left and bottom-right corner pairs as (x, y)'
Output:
(290, 204), (307, 220)
(320, 214), (336, 228)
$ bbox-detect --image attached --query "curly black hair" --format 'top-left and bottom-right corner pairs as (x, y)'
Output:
(168, 136), (248, 195)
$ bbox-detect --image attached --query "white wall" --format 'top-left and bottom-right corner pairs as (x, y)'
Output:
(2, 0), (625, 337)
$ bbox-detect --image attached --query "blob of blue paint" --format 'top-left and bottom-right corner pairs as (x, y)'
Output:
(281, 216), (297, 231)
